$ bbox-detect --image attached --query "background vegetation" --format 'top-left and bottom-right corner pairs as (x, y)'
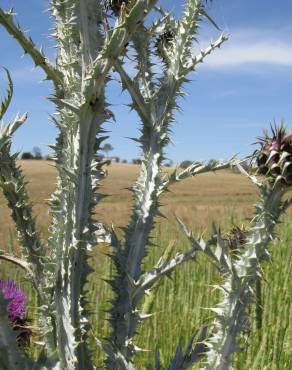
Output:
(1, 161), (291, 369)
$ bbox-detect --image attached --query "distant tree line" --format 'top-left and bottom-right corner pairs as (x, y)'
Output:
(21, 146), (43, 160)
(20, 143), (175, 167)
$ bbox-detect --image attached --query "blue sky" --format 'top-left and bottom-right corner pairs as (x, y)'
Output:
(0, 0), (292, 163)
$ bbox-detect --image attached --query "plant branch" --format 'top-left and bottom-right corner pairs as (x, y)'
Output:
(179, 178), (287, 370)
(0, 68), (13, 121)
(187, 34), (228, 72)
(0, 115), (45, 280)
(106, 1), (229, 367)
(0, 8), (63, 89)
(84, 0), (159, 102)
(138, 240), (201, 292)
(114, 59), (149, 121)
(132, 28), (155, 100)
(161, 159), (233, 192)
(0, 250), (32, 275)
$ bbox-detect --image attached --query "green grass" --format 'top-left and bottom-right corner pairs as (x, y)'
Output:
(1, 213), (291, 369)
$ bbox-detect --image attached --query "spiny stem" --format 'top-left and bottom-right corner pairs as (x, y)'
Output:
(0, 8), (63, 89)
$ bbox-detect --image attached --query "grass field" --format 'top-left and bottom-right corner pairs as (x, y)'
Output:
(0, 160), (257, 243)
(0, 161), (291, 369)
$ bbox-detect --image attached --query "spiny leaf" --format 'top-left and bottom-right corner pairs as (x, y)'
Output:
(0, 68), (13, 121)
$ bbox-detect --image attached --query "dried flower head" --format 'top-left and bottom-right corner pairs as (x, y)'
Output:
(155, 30), (175, 63)
(0, 278), (27, 321)
(13, 316), (32, 348)
(227, 225), (247, 253)
(254, 123), (292, 185)
(105, 0), (130, 16)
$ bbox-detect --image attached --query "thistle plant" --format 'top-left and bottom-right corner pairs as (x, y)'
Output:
(0, 0), (288, 369)
(178, 125), (292, 370)
(0, 0), (229, 368)
(105, 2), (229, 366)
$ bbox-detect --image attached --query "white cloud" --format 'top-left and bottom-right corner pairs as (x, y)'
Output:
(199, 28), (292, 68)
(206, 40), (292, 67)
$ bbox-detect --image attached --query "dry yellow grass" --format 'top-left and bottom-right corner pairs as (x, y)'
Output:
(0, 160), (258, 249)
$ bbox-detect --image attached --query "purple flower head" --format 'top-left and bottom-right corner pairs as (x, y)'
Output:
(0, 278), (27, 321)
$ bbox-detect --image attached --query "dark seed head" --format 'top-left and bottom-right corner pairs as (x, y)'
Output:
(13, 317), (32, 348)
(227, 226), (247, 253)
(155, 30), (175, 62)
(105, 0), (130, 16)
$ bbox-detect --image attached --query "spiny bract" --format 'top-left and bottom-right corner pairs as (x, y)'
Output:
(255, 124), (292, 185)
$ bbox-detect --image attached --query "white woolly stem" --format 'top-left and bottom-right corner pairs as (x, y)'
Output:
(180, 181), (287, 370)
(187, 34), (228, 71)
(107, 1), (228, 367)
(161, 159), (233, 191)
(0, 77), (58, 362)
(47, 2), (159, 369)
